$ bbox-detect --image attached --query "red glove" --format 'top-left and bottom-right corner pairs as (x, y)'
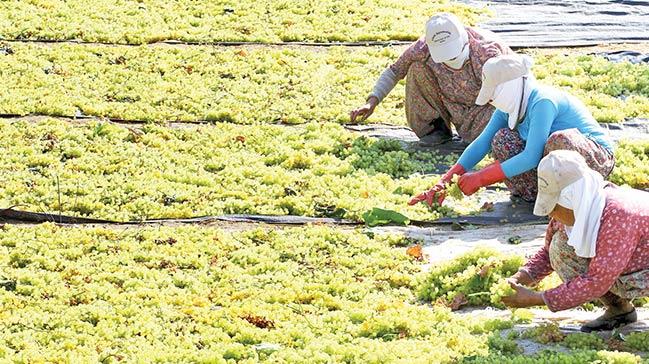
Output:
(408, 164), (466, 206)
(457, 161), (506, 196)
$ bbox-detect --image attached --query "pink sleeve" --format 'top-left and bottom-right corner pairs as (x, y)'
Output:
(543, 209), (640, 312)
(389, 37), (429, 80)
(521, 219), (562, 283)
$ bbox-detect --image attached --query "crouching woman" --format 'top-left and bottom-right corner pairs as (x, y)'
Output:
(503, 150), (649, 332)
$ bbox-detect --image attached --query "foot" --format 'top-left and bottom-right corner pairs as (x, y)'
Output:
(581, 308), (637, 332)
(581, 292), (636, 332)
(418, 118), (452, 146)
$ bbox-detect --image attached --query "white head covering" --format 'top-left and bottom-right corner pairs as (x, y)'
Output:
(474, 55), (535, 129)
(556, 168), (607, 258)
(443, 41), (470, 69)
(490, 75), (535, 129)
(425, 13), (469, 63)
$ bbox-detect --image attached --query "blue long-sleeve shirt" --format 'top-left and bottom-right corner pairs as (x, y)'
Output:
(457, 85), (614, 178)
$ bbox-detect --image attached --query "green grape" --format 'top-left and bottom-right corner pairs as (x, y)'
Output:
(418, 248), (524, 307)
(489, 278), (515, 308)
(562, 333), (605, 350)
(447, 175), (465, 201)
(625, 331), (649, 352)
(487, 333), (522, 355)
(521, 322), (565, 344)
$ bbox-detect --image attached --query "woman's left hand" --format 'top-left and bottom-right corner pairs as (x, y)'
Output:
(501, 280), (546, 308)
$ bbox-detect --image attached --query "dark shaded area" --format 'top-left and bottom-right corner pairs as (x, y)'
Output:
(595, 50), (649, 64)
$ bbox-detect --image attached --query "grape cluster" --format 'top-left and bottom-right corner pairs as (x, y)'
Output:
(418, 248), (524, 308)
(625, 331), (649, 352)
(489, 278), (516, 308)
(562, 333), (605, 350)
(521, 322), (565, 344)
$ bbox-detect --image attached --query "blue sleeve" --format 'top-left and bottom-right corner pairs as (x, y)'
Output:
(457, 110), (508, 171)
(501, 100), (558, 178)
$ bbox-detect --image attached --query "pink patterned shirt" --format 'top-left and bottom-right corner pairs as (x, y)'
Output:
(523, 185), (649, 312)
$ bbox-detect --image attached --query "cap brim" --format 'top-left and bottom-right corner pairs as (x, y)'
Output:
(533, 193), (559, 216)
(475, 85), (495, 106)
(428, 37), (463, 63)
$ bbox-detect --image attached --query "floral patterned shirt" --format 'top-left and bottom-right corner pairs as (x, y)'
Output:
(388, 27), (512, 141)
(523, 185), (649, 312)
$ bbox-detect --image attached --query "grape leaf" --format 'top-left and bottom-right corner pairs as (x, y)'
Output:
(361, 208), (410, 227)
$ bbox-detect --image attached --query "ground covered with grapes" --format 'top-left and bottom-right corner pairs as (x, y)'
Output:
(1, 0), (649, 363)
(0, 224), (647, 363)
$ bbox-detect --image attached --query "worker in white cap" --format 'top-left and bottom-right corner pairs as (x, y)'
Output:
(501, 150), (649, 332)
(409, 54), (614, 207)
(350, 13), (512, 145)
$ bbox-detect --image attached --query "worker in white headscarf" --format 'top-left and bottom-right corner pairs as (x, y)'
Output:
(502, 150), (649, 332)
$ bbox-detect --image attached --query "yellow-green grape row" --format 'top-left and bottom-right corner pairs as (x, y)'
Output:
(0, 1), (486, 44)
(562, 333), (605, 350)
(418, 248), (524, 307)
(0, 223), (519, 362)
(529, 51), (649, 123)
(0, 42), (647, 124)
(625, 331), (649, 352)
(461, 349), (644, 364)
(0, 43), (405, 124)
(489, 278), (516, 309)
(0, 118), (498, 222)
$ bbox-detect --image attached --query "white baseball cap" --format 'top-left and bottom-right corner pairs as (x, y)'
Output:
(475, 54), (533, 106)
(533, 150), (591, 216)
(425, 13), (468, 63)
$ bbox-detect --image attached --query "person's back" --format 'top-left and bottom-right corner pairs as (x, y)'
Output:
(516, 85), (613, 153)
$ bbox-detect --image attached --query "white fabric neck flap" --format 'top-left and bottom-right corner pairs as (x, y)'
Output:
(490, 76), (534, 129)
(443, 42), (470, 69)
(557, 171), (607, 258)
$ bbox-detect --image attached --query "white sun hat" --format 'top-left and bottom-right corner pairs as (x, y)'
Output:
(533, 150), (591, 216)
(425, 13), (469, 63)
(475, 54), (533, 106)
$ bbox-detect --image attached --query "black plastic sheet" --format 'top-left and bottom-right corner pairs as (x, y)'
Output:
(463, 0), (649, 48)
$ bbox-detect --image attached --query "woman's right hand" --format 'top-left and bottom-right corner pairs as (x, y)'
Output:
(408, 164), (466, 207)
(510, 270), (535, 287)
(350, 96), (379, 122)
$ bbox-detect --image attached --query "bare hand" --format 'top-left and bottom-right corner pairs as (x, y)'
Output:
(350, 97), (378, 123)
(501, 280), (545, 308)
(510, 270), (535, 287)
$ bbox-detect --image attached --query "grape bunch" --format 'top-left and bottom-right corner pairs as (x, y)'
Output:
(447, 174), (465, 201)
(562, 333), (605, 350)
(521, 322), (565, 344)
(418, 248), (524, 308)
(625, 331), (649, 352)
(489, 278), (516, 308)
